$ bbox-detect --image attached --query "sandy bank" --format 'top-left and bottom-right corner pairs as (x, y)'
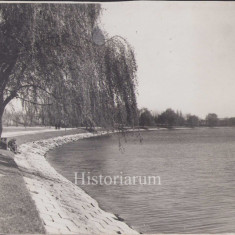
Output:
(14, 131), (138, 234)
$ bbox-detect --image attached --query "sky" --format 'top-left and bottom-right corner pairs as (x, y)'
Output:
(100, 1), (235, 118)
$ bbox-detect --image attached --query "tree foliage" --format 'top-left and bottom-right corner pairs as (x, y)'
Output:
(186, 114), (199, 128)
(206, 113), (218, 127)
(157, 108), (178, 127)
(0, 3), (138, 136)
(139, 108), (155, 127)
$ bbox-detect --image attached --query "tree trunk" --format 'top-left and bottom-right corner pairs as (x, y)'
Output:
(0, 107), (3, 138)
(0, 90), (5, 138)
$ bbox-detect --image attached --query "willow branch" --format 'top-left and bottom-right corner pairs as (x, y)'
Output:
(16, 96), (52, 106)
(17, 84), (62, 100)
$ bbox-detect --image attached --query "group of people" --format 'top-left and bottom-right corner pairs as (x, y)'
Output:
(55, 123), (61, 129)
(0, 138), (17, 153)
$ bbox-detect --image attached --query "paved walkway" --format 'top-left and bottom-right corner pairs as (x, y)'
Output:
(15, 132), (139, 234)
(2, 127), (76, 138)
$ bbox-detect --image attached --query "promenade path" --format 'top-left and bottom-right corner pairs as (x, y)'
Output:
(0, 127), (83, 234)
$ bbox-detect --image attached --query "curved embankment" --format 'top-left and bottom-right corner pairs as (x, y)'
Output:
(14, 132), (138, 235)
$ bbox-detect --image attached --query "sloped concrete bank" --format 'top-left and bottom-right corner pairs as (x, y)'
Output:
(14, 131), (139, 234)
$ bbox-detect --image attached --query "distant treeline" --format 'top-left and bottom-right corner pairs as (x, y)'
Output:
(139, 108), (235, 128)
(3, 108), (235, 129)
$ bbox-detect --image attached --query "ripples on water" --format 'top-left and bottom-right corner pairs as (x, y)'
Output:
(48, 128), (235, 233)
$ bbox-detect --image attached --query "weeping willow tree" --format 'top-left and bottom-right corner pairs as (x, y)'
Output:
(0, 3), (138, 137)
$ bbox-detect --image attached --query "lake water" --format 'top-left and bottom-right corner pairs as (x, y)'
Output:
(48, 128), (235, 233)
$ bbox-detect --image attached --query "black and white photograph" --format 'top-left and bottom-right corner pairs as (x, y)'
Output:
(0, 1), (235, 234)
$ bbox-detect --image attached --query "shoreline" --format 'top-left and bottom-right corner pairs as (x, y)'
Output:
(14, 131), (139, 234)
